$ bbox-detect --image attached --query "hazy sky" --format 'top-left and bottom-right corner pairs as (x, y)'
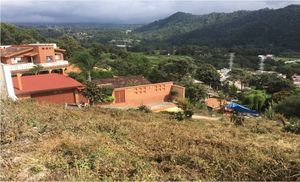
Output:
(1, 0), (300, 24)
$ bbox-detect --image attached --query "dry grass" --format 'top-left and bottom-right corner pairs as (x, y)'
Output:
(1, 100), (300, 181)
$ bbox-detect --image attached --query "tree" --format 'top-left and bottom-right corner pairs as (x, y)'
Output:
(108, 53), (151, 77)
(194, 64), (220, 88)
(57, 35), (81, 59)
(1, 23), (45, 45)
(229, 68), (251, 90)
(179, 78), (207, 104)
(240, 90), (269, 112)
(29, 65), (43, 75)
(249, 73), (295, 94)
(82, 82), (113, 105)
(222, 81), (238, 99)
(149, 59), (195, 83)
(72, 51), (98, 82)
(275, 94), (300, 118)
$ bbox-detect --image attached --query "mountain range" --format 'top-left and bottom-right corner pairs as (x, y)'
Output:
(136, 5), (300, 50)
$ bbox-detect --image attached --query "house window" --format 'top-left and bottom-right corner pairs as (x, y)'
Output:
(55, 55), (60, 60)
(46, 56), (53, 63)
(11, 57), (21, 64)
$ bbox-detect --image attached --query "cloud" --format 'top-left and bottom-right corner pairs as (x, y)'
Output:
(1, 0), (299, 23)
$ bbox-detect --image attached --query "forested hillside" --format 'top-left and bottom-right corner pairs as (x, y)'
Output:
(0, 23), (45, 45)
(137, 5), (300, 51)
(135, 11), (250, 40)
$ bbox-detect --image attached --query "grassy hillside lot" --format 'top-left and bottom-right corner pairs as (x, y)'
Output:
(1, 100), (299, 181)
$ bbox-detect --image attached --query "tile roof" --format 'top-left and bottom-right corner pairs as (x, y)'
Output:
(0, 47), (33, 57)
(93, 76), (151, 88)
(13, 73), (84, 95)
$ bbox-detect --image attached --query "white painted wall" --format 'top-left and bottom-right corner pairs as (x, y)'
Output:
(0, 64), (17, 101)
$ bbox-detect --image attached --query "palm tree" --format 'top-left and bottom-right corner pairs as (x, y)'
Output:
(29, 65), (43, 75)
(72, 51), (98, 82)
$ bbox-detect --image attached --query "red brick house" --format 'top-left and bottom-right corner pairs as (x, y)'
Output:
(93, 76), (185, 107)
(12, 73), (87, 104)
(0, 43), (68, 75)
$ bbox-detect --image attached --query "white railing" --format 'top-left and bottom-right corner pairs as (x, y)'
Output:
(40, 60), (69, 68)
(9, 63), (35, 71)
(9, 60), (69, 71)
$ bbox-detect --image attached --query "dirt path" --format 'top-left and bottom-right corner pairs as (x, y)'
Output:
(192, 115), (221, 121)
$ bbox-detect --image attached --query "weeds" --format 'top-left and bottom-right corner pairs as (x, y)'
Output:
(1, 100), (300, 181)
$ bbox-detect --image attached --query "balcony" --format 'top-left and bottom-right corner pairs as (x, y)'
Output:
(9, 60), (69, 72)
(40, 60), (69, 68)
(9, 63), (35, 71)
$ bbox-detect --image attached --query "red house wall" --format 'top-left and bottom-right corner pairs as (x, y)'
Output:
(112, 82), (173, 106)
(31, 89), (77, 104)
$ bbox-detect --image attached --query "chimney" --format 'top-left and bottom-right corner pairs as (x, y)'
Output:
(16, 73), (23, 90)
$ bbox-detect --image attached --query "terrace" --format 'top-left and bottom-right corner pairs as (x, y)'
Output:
(9, 60), (69, 73)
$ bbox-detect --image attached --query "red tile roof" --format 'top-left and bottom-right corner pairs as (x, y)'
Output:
(0, 47), (33, 58)
(93, 76), (151, 88)
(13, 73), (84, 95)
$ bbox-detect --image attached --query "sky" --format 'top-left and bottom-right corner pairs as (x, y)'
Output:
(1, 0), (300, 24)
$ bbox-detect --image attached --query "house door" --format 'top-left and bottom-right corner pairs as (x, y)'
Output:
(114, 90), (125, 103)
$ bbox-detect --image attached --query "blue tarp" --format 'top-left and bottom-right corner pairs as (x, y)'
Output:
(226, 102), (258, 115)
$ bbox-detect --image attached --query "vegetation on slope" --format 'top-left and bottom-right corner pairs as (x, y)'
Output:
(1, 100), (299, 181)
(172, 5), (300, 50)
(136, 5), (300, 51)
(135, 11), (250, 40)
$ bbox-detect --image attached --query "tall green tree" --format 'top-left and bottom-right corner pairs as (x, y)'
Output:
(194, 64), (220, 88)
(249, 73), (295, 94)
(108, 53), (151, 77)
(149, 59), (195, 82)
(57, 35), (81, 59)
(229, 68), (251, 90)
(240, 90), (268, 112)
(72, 51), (98, 82)
(82, 82), (113, 105)
(179, 78), (207, 104)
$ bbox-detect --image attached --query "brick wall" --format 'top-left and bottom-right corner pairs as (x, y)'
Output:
(112, 82), (173, 106)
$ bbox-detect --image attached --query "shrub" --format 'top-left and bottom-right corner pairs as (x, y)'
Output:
(283, 118), (300, 134)
(82, 82), (114, 105)
(176, 99), (194, 119)
(171, 111), (185, 121)
(264, 103), (275, 120)
(275, 94), (300, 118)
(240, 90), (269, 112)
(137, 105), (152, 113)
(104, 96), (114, 103)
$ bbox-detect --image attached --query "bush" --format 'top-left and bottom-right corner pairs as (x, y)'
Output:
(176, 99), (194, 119)
(264, 103), (275, 120)
(137, 105), (152, 113)
(171, 111), (185, 121)
(240, 90), (269, 112)
(283, 118), (300, 134)
(91, 70), (114, 79)
(275, 94), (300, 118)
(104, 96), (114, 103)
(82, 82), (114, 105)
(68, 72), (86, 83)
